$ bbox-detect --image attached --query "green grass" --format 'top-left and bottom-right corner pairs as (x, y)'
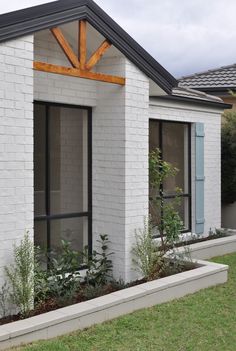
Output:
(15, 254), (236, 351)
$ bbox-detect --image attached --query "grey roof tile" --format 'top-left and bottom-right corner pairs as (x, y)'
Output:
(172, 87), (223, 103)
(179, 63), (236, 89)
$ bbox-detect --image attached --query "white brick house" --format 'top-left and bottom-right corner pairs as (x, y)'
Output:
(0, 0), (229, 283)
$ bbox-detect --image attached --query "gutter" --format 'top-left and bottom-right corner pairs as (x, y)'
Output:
(150, 94), (232, 110)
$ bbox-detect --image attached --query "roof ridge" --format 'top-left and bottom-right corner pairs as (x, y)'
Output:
(0, 0), (89, 29)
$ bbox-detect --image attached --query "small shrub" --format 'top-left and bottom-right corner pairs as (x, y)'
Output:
(50, 278), (80, 308)
(46, 240), (81, 307)
(82, 278), (126, 301)
(82, 284), (105, 300)
(209, 228), (228, 238)
(34, 246), (50, 306)
(109, 278), (126, 291)
(0, 282), (9, 318)
(164, 246), (194, 276)
(149, 148), (184, 249)
(132, 218), (194, 281)
(149, 148), (178, 191)
(5, 233), (34, 318)
(36, 236), (114, 309)
(84, 234), (113, 287)
(132, 218), (162, 280)
(161, 200), (184, 246)
(133, 148), (187, 281)
(221, 109), (236, 204)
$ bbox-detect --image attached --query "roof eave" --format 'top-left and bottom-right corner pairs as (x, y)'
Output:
(191, 87), (236, 95)
(150, 94), (232, 110)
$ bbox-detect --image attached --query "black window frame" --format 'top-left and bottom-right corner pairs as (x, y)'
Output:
(34, 101), (92, 255)
(149, 119), (192, 233)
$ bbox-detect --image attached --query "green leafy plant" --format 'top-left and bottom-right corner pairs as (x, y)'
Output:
(208, 228), (228, 239)
(164, 246), (194, 277)
(133, 149), (185, 281)
(221, 108), (236, 204)
(162, 200), (184, 244)
(84, 234), (113, 287)
(35, 236), (114, 309)
(132, 217), (193, 281)
(149, 148), (184, 249)
(149, 148), (178, 191)
(46, 240), (81, 307)
(82, 284), (106, 301)
(108, 278), (126, 291)
(0, 281), (9, 318)
(5, 233), (34, 318)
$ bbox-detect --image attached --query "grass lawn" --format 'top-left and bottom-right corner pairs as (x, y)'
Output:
(14, 254), (236, 351)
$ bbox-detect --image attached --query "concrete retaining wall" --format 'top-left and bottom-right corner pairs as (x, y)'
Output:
(0, 259), (228, 350)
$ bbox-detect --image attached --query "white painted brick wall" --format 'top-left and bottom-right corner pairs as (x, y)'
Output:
(93, 58), (127, 280)
(124, 61), (149, 281)
(0, 35), (34, 285)
(93, 57), (149, 282)
(149, 99), (222, 236)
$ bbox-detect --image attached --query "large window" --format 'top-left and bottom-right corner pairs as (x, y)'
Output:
(34, 102), (92, 254)
(149, 120), (191, 232)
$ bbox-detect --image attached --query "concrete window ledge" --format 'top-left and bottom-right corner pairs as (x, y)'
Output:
(0, 259), (228, 350)
(179, 234), (236, 260)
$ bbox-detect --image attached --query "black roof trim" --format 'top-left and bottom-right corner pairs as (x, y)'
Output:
(193, 87), (236, 95)
(0, 0), (177, 93)
(150, 95), (232, 110)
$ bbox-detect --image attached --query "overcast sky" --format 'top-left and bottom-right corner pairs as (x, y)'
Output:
(1, 0), (236, 78)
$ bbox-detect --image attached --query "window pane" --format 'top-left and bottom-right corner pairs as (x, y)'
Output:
(162, 123), (189, 195)
(34, 104), (46, 216)
(149, 120), (160, 198)
(149, 120), (191, 233)
(149, 120), (160, 151)
(50, 217), (88, 252)
(34, 221), (47, 250)
(49, 106), (88, 215)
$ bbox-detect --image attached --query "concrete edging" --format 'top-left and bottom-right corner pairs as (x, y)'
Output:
(181, 234), (236, 260)
(0, 259), (228, 350)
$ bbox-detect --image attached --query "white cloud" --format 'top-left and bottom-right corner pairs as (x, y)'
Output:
(1, 0), (236, 77)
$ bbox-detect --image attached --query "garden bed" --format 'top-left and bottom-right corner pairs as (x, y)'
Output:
(0, 259), (195, 326)
(13, 253), (236, 351)
(0, 258), (228, 350)
(178, 233), (236, 260)
(175, 230), (230, 248)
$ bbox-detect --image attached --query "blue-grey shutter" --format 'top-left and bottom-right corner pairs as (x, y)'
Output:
(195, 123), (205, 234)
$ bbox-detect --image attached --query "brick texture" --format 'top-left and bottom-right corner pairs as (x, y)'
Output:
(0, 35), (34, 284)
(93, 58), (149, 282)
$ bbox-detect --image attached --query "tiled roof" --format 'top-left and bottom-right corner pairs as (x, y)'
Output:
(179, 63), (236, 90)
(172, 87), (223, 103)
(150, 86), (230, 109)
